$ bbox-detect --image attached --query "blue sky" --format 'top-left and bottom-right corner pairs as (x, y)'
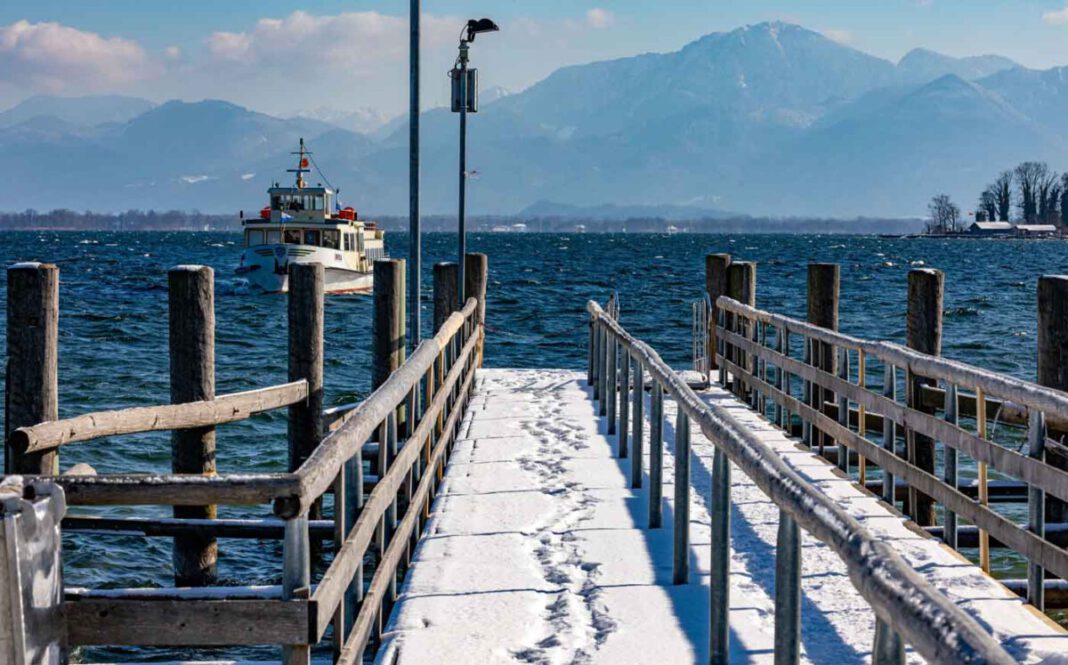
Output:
(2, 1), (1068, 118)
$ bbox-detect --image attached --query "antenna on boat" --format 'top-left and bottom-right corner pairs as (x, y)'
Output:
(288, 138), (311, 189)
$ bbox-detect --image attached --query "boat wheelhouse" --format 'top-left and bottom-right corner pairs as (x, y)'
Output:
(235, 139), (386, 294)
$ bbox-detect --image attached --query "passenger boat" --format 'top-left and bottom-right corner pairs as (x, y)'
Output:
(235, 139), (386, 294)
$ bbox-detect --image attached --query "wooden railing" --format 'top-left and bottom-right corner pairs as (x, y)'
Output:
(3, 257), (487, 664)
(588, 297), (1016, 665)
(714, 293), (1068, 613)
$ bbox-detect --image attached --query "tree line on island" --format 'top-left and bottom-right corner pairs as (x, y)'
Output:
(928, 162), (1068, 234)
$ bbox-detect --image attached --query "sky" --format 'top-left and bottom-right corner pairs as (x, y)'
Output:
(2, 1), (1068, 120)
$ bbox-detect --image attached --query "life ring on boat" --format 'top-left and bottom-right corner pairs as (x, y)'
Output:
(259, 206), (271, 220)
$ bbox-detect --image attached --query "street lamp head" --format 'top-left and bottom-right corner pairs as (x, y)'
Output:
(465, 18), (499, 42)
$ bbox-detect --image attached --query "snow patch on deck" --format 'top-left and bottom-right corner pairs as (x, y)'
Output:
(376, 369), (1068, 664)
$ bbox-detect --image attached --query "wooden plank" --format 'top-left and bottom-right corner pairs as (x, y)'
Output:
(721, 356), (1068, 582)
(48, 472), (301, 507)
(64, 598), (310, 646)
(719, 327), (1068, 507)
(12, 381), (309, 455)
(311, 329), (478, 639)
(62, 516), (334, 540)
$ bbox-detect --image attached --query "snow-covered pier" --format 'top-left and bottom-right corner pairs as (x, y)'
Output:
(377, 368), (1068, 664)
(8, 255), (1068, 665)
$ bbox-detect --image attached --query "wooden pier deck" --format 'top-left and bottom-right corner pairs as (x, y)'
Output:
(377, 369), (1068, 664)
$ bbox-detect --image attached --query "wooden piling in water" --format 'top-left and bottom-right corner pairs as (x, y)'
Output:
(168, 265), (217, 587)
(5, 262), (59, 476)
(464, 253), (488, 367)
(1038, 275), (1068, 523)
(706, 254), (731, 371)
(906, 268), (943, 527)
(288, 264), (324, 525)
(806, 263), (839, 451)
(374, 259), (407, 446)
(288, 264), (324, 471)
(433, 262), (459, 333)
(726, 261), (755, 397)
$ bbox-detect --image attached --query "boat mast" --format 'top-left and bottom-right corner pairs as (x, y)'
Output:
(287, 138), (310, 190)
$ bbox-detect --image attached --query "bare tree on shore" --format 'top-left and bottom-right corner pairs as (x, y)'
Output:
(992, 171), (1013, 221)
(977, 189), (998, 222)
(1015, 161), (1050, 223)
(927, 194), (962, 234)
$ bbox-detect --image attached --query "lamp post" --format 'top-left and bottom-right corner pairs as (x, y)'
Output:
(451, 18), (498, 308)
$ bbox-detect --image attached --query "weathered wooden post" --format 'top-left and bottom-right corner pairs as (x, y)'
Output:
(726, 261), (756, 397)
(906, 268), (942, 527)
(1038, 275), (1068, 522)
(5, 263), (59, 476)
(288, 264), (324, 468)
(649, 382), (664, 528)
(289, 264), (324, 521)
(706, 254), (731, 373)
(464, 253), (488, 367)
(373, 260), (407, 390)
(168, 265), (217, 587)
(631, 358), (644, 489)
(806, 263), (839, 451)
(433, 262), (459, 333)
(282, 513), (311, 665)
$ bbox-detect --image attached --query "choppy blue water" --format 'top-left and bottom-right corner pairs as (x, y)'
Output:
(1, 231), (1066, 660)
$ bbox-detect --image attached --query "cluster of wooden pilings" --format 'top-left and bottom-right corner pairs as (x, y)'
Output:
(703, 253), (1068, 609)
(2, 254), (488, 664)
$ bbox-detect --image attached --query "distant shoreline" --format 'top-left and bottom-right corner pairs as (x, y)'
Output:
(0, 211), (927, 235)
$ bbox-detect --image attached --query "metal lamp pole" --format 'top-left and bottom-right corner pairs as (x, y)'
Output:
(456, 40), (470, 309)
(452, 19), (498, 309)
(409, 0), (421, 346)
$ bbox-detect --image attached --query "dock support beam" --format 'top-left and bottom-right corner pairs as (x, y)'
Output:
(774, 511), (801, 665)
(705, 254), (731, 373)
(168, 265), (217, 587)
(726, 261), (755, 398)
(5, 262), (59, 475)
(288, 264), (324, 478)
(906, 268), (942, 526)
(464, 253), (488, 367)
(806, 263), (839, 452)
(1039, 275), (1068, 524)
(282, 514), (311, 665)
(631, 358), (644, 488)
(433, 262), (459, 334)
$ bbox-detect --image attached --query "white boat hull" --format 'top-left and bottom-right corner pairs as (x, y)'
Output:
(235, 244), (373, 294)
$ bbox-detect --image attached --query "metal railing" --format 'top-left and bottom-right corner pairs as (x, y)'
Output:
(715, 295), (1068, 612)
(588, 297), (1014, 665)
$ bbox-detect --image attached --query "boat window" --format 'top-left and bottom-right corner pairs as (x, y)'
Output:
(270, 195), (282, 211)
(246, 229), (264, 247)
(284, 229), (302, 244)
(323, 230), (340, 249)
(311, 196), (323, 211)
(357, 231), (365, 252)
(304, 230), (320, 246)
(266, 230), (281, 244)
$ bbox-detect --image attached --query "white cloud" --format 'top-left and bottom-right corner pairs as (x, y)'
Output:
(0, 20), (156, 92)
(586, 9), (615, 30)
(822, 29), (854, 45)
(206, 11), (455, 74)
(1043, 5), (1068, 25)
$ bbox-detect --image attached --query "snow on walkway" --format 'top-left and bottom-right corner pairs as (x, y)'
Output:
(376, 369), (1068, 664)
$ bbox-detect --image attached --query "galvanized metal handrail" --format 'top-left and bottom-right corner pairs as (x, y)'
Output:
(588, 298), (1014, 665)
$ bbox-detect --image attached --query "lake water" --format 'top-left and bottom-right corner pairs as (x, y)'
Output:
(1, 231), (1066, 660)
